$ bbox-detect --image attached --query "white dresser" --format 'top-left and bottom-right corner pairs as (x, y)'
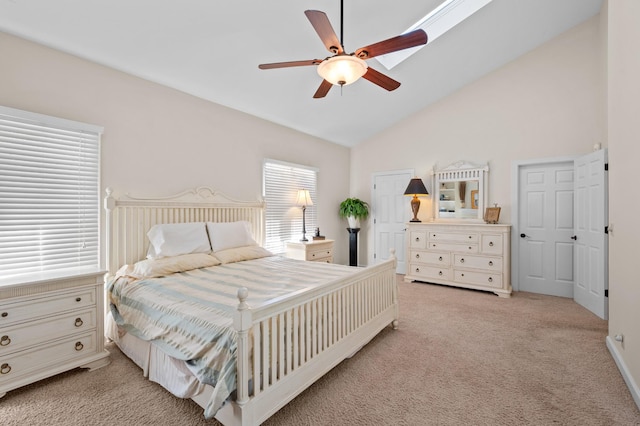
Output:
(0, 271), (111, 398)
(405, 222), (511, 298)
(286, 239), (334, 263)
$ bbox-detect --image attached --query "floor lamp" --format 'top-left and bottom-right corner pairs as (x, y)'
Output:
(296, 189), (313, 241)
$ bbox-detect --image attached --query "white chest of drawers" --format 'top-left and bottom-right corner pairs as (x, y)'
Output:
(286, 239), (334, 263)
(404, 223), (511, 298)
(0, 271), (111, 398)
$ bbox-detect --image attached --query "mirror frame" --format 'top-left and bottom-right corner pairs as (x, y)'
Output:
(433, 161), (489, 222)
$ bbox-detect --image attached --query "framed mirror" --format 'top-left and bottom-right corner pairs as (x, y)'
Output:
(433, 161), (488, 221)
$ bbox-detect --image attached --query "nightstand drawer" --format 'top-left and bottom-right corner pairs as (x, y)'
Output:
(306, 245), (333, 261)
(0, 288), (96, 327)
(0, 332), (97, 386)
(0, 309), (96, 354)
(286, 239), (334, 263)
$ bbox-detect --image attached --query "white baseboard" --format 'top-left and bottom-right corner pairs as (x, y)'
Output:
(606, 336), (640, 411)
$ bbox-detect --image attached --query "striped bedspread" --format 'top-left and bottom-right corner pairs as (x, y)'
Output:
(107, 255), (359, 418)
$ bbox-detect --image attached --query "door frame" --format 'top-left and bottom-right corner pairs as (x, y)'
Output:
(371, 169), (414, 269)
(511, 155), (577, 292)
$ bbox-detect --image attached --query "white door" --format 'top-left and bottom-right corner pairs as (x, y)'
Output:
(573, 149), (608, 319)
(372, 170), (413, 274)
(518, 161), (576, 297)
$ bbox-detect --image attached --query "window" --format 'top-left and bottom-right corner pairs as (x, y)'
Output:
(263, 159), (318, 253)
(0, 106), (102, 284)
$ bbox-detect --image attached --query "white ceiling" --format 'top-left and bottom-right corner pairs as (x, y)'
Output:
(0, 0), (603, 147)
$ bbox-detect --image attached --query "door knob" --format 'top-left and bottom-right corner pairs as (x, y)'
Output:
(520, 233), (527, 238)
(571, 235), (577, 240)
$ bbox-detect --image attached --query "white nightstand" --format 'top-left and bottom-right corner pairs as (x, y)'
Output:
(286, 239), (334, 263)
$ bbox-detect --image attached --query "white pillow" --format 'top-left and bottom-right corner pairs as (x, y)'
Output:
(147, 222), (211, 259)
(207, 221), (257, 252)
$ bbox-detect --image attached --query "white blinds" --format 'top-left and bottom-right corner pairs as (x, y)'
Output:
(0, 106), (102, 283)
(263, 159), (318, 253)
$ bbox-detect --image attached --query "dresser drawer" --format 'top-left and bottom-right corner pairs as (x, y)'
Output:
(453, 254), (502, 272)
(429, 232), (478, 243)
(0, 332), (97, 385)
(409, 264), (452, 281)
(0, 287), (96, 327)
(409, 231), (427, 249)
(411, 250), (450, 266)
(454, 270), (502, 288)
(481, 234), (503, 255)
(0, 309), (96, 354)
(429, 242), (478, 253)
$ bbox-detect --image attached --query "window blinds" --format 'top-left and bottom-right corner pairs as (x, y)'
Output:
(263, 159), (318, 253)
(0, 106), (102, 283)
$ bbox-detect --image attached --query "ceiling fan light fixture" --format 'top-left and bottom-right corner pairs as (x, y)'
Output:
(317, 55), (368, 86)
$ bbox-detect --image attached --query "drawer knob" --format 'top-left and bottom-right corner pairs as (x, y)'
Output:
(460, 258), (465, 264)
(488, 277), (493, 283)
(438, 256), (443, 261)
(75, 341), (84, 351)
(312, 253), (316, 257)
(415, 253), (420, 259)
(489, 261), (494, 266)
(1, 312), (7, 318)
(415, 237), (420, 242)
(461, 273), (465, 277)
(0, 335), (10, 346)
(468, 235), (472, 239)
(75, 318), (84, 327)
(415, 267), (420, 273)
(438, 271), (443, 276)
(75, 297), (82, 302)
(1, 363), (11, 374)
(489, 241), (494, 247)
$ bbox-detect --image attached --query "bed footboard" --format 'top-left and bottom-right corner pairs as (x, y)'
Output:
(220, 253), (398, 426)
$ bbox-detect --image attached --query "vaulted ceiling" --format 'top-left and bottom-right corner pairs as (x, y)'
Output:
(0, 0), (603, 147)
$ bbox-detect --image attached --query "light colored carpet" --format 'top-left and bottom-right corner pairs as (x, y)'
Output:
(2, 276), (639, 425)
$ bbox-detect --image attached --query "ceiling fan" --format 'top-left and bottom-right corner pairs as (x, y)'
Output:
(258, 2), (428, 99)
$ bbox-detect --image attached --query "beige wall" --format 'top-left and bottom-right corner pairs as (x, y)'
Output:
(607, 0), (640, 407)
(351, 16), (605, 266)
(0, 32), (353, 264)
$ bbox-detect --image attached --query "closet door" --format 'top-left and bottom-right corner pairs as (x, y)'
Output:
(573, 149), (608, 319)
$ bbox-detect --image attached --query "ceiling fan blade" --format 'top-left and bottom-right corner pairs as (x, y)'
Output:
(259, 59), (323, 70)
(304, 10), (344, 54)
(355, 29), (428, 60)
(362, 67), (401, 91)
(313, 79), (333, 99)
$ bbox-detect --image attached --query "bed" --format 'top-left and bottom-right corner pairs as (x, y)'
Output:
(103, 186), (398, 425)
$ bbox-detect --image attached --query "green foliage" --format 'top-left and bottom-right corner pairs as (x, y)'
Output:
(339, 198), (370, 220)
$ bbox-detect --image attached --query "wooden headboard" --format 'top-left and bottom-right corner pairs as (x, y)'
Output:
(104, 187), (265, 277)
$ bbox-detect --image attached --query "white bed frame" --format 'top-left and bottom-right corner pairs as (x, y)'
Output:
(104, 187), (399, 425)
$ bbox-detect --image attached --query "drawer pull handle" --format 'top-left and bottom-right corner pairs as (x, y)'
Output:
(489, 241), (494, 246)
(489, 261), (494, 266)
(75, 297), (82, 302)
(438, 256), (443, 261)
(461, 273), (465, 277)
(1, 363), (11, 374)
(75, 341), (84, 351)
(438, 271), (443, 276)
(75, 318), (84, 327)
(415, 237), (420, 242)
(488, 277), (493, 283)
(415, 253), (420, 259)
(460, 258), (465, 264)
(468, 247), (472, 250)
(415, 267), (420, 273)
(468, 235), (472, 239)
(1, 312), (7, 318)
(0, 335), (10, 346)
(312, 253), (315, 257)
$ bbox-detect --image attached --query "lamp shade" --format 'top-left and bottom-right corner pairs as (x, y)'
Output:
(317, 55), (368, 86)
(295, 189), (313, 207)
(404, 178), (429, 196)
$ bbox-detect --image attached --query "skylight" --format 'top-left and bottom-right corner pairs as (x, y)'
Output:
(376, 0), (493, 70)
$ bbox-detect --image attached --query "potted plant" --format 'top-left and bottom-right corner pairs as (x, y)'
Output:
(339, 197), (370, 229)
